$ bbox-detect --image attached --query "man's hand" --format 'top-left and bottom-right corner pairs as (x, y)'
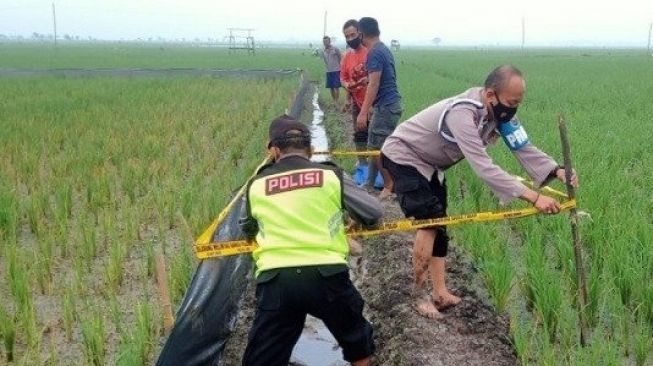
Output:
(534, 194), (561, 214)
(356, 109), (368, 131)
(556, 167), (579, 188)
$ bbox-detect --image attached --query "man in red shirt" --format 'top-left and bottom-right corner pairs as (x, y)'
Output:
(340, 19), (369, 166)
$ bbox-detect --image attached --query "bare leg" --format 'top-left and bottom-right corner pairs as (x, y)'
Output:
(430, 256), (461, 310)
(412, 229), (441, 318)
(377, 156), (394, 199)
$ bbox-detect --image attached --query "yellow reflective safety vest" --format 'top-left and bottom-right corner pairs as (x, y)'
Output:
(245, 155), (349, 278)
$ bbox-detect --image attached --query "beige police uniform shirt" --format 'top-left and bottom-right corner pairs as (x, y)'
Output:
(381, 87), (558, 204)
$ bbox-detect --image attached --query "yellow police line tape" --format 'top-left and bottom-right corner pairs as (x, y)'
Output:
(194, 154), (575, 259)
(312, 150), (381, 157)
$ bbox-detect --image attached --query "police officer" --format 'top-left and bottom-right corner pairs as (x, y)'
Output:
(240, 115), (382, 366)
(381, 65), (578, 319)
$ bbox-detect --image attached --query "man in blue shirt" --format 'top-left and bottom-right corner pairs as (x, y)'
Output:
(356, 17), (402, 199)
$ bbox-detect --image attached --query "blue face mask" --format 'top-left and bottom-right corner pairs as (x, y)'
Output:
(492, 99), (518, 123)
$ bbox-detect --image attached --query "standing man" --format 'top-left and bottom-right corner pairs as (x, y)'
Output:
(356, 17), (402, 199)
(340, 19), (369, 166)
(240, 115), (382, 366)
(381, 65), (579, 318)
(320, 36), (343, 107)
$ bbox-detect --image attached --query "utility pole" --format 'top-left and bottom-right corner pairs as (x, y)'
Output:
(52, 2), (58, 47)
(646, 23), (653, 53)
(521, 17), (525, 50)
(323, 11), (327, 37)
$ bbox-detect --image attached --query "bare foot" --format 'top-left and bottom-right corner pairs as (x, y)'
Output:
(433, 291), (461, 311)
(347, 238), (363, 256)
(378, 188), (394, 200)
(413, 295), (443, 319)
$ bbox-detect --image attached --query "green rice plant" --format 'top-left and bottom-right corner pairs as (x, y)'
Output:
(640, 283), (653, 328)
(610, 254), (637, 309)
(521, 238), (543, 312)
(180, 184), (196, 225)
(114, 301), (157, 366)
(585, 258), (603, 328)
(122, 204), (140, 248)
(178, 211), (195, 248)
(156, 213), (168, 254)
(552, 230), (576, 293)
(524, 237), (562, 343)
(72, 253), (87, 297)
(25, 192), (45, 237)
(168, 242), (194, 305)
(481, 253), (514, 314)
(134, 301), (155, 362)
(556, 301), (580, 364)
(634, 313), (652, 366)
(61, 284), (77, 342)
(105, 230), (127, 292)
(0, 185), (18, 241)
(574, 328), (622, 366)
(79, 212), (98, 267)
(34, 236), (54, 295)
(509, 312), (532, 365)
(54, 179), (73, 219)
(534, 328), (556, 366)
(86, 170), (112, 213)
(0, 303), (16, 363)
(116, 339), (144, 366)
(107, 293), (123, 333)
(54, 208), (70, 258)
(80, 309), (106, 366)
(4, 242), (38, 347)
(101, 209), (114, 251)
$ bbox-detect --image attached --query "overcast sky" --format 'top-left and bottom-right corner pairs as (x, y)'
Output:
(1, 0), (652, 47)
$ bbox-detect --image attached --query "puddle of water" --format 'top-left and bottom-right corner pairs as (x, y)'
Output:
(291, 315), (347, 366)
(290, 88), (347, 366)
(309, 90), (329, 163)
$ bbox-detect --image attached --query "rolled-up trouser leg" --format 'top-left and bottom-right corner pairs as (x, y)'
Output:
(432, 227), (449, 257)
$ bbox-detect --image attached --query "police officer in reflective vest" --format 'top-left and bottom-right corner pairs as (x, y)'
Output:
(381, 65), (579, 319)
(240, 114), (383, 366)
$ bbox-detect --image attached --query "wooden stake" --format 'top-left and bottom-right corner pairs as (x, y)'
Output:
(155, 250), (175, 334)
(558, 115), (589, 346)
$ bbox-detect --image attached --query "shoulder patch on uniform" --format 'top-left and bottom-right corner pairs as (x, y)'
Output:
(265, 170), (323, 195)
(498, 120), (529, 150)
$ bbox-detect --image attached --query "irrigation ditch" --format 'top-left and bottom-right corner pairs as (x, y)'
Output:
(172, 71), (519, 365)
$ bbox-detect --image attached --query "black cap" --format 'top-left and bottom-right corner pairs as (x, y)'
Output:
(268, 115), (310, 148)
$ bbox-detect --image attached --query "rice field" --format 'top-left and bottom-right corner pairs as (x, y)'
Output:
(0, 46), (300, 364)
(0, 44), (652, 365)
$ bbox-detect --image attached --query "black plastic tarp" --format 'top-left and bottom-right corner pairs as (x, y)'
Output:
(156, 198), (252, 366)
(156, 73), (310, 366)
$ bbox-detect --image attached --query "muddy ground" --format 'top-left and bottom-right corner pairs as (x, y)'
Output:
(220, 86), (517, 365)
